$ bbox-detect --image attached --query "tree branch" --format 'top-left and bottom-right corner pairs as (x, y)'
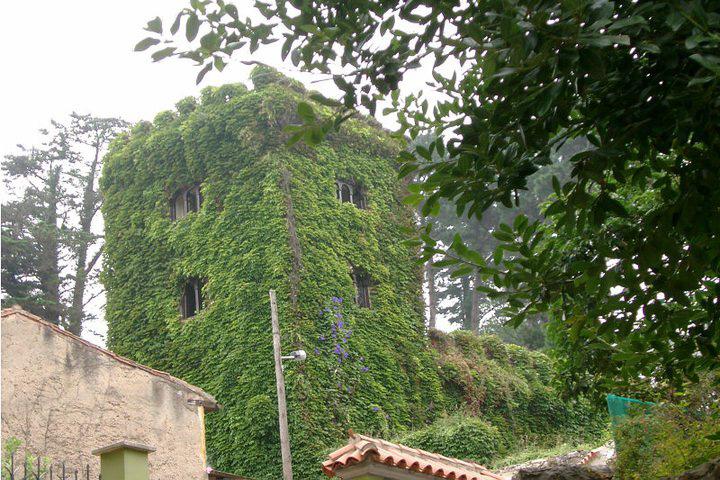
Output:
(85, 246), (103, 274)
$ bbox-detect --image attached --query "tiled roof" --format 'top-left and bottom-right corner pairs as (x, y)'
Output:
(1, 306), (219, 411)
(322, 431), (503, 480)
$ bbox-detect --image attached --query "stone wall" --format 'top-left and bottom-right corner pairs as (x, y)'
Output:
(1, 308), (217, 479)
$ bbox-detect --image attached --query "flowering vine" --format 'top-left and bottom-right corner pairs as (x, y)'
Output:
(314, 296), (371, 405)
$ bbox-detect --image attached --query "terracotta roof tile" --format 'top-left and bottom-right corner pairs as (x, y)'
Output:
(322, 431), (503, 480)
(1, 306), (219, 411)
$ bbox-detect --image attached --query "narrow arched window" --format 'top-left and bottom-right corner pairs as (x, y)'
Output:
(171, 184), (203, 220)
(340, 182), (353, 203)
(352, 268), (373, 308)
(181, 277), (204, 319)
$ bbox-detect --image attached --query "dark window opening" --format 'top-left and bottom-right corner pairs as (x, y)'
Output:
(352, 187), (367, 209)
(186, 185), (199, 213)
(336, 180), (367, 209)
(171, 185), (203, 220)
(181, 278), (204, 319)
(352, 269), (373, 308)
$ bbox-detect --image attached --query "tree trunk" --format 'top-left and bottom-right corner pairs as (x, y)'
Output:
(470, 270), (481, 334)
(460, 276), (472, 330)
(37, 165), (62, 325)
(425, 261), (437, 329)
(67, 144), (101, 335)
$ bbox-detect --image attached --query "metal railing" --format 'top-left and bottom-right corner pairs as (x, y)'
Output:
(2, 451), (97, 480)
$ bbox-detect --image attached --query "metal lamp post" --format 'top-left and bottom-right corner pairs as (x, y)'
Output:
(269, 290), (306, 480)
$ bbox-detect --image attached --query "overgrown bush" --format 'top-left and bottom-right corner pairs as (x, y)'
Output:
(615, 404), (720, 479)
(398, 416), (505, 465)
(397, 330), (609, 467)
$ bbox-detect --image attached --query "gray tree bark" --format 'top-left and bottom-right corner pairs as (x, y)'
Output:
(425, 261), (437, 329)
(37, 165), (62, 325)
(67, 142), (102, 335)
(470, 270), (481, 334)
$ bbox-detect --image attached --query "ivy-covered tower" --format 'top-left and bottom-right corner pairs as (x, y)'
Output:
(100, 67), (444, 479)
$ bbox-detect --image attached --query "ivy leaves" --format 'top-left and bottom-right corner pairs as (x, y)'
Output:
(139, 0), (720, 390)
(135, 4), (252, 83)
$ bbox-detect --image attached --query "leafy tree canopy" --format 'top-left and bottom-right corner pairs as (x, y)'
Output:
(138, 1), (720, 391)
(2, 114), (128, 335)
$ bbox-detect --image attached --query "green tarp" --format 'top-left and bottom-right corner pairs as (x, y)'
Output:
(606, 394), (655, 427)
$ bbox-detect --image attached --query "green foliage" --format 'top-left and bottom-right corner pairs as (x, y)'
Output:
(101, 68), (607, 479)
(425, 136), (581, 344)
(143, 0), (720, 391)
(614, 404), (720, 479)
(2, 437), (50, 480)
(398, 415), (505, 465)
(100, 69), (443, 480)
(398, 330), (608, 467)
(430, 330), (608, 447)
(1, 114), (127, 335)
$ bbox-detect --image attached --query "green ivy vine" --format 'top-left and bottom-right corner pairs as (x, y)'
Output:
(101, 66), (605, 479)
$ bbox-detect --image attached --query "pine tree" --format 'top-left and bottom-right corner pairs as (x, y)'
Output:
(1, 114), (127, 335)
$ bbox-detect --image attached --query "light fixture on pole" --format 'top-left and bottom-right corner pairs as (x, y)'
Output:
(281, 350), (307, 362)
(269, 290), (306, 480)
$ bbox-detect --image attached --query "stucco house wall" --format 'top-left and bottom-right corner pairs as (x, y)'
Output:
(1, 307), (218, 479)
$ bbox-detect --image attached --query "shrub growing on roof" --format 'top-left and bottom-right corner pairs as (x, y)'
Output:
(398, 415), (505, 465)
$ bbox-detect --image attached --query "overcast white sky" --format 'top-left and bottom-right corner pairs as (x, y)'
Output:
(1, 0), (458, 345)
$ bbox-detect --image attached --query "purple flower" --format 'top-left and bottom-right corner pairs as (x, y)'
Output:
(360, 366), (369, 373)
(337, 320), (344, 328)
(319, 335), (325, 341)
(332, 296), (343, 303)
(343, 351), (349, 359)
(314, 348), (320, 355)
(335, 313), (343, 319)
(334, 344), (342, 355)
(372, 406), (379, 412)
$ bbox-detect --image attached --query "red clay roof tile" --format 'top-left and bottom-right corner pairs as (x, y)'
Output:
(322, 431), (503, 480)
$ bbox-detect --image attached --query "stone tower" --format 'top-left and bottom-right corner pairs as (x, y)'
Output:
(100, 67), (443, 479)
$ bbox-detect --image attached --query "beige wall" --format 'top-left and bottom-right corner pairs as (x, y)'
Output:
(1, 310), (212, 479)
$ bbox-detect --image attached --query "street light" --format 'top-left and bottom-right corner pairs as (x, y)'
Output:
(281, 350), (307, 362)
(269, 290), (306, 480)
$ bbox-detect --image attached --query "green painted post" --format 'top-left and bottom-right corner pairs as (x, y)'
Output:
(92, 441), (156, 480)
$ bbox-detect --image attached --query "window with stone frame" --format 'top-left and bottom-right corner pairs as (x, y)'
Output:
(336, 180), (367, 209)
(170, 185), (203, 220)
(180, 277), (204, 319)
